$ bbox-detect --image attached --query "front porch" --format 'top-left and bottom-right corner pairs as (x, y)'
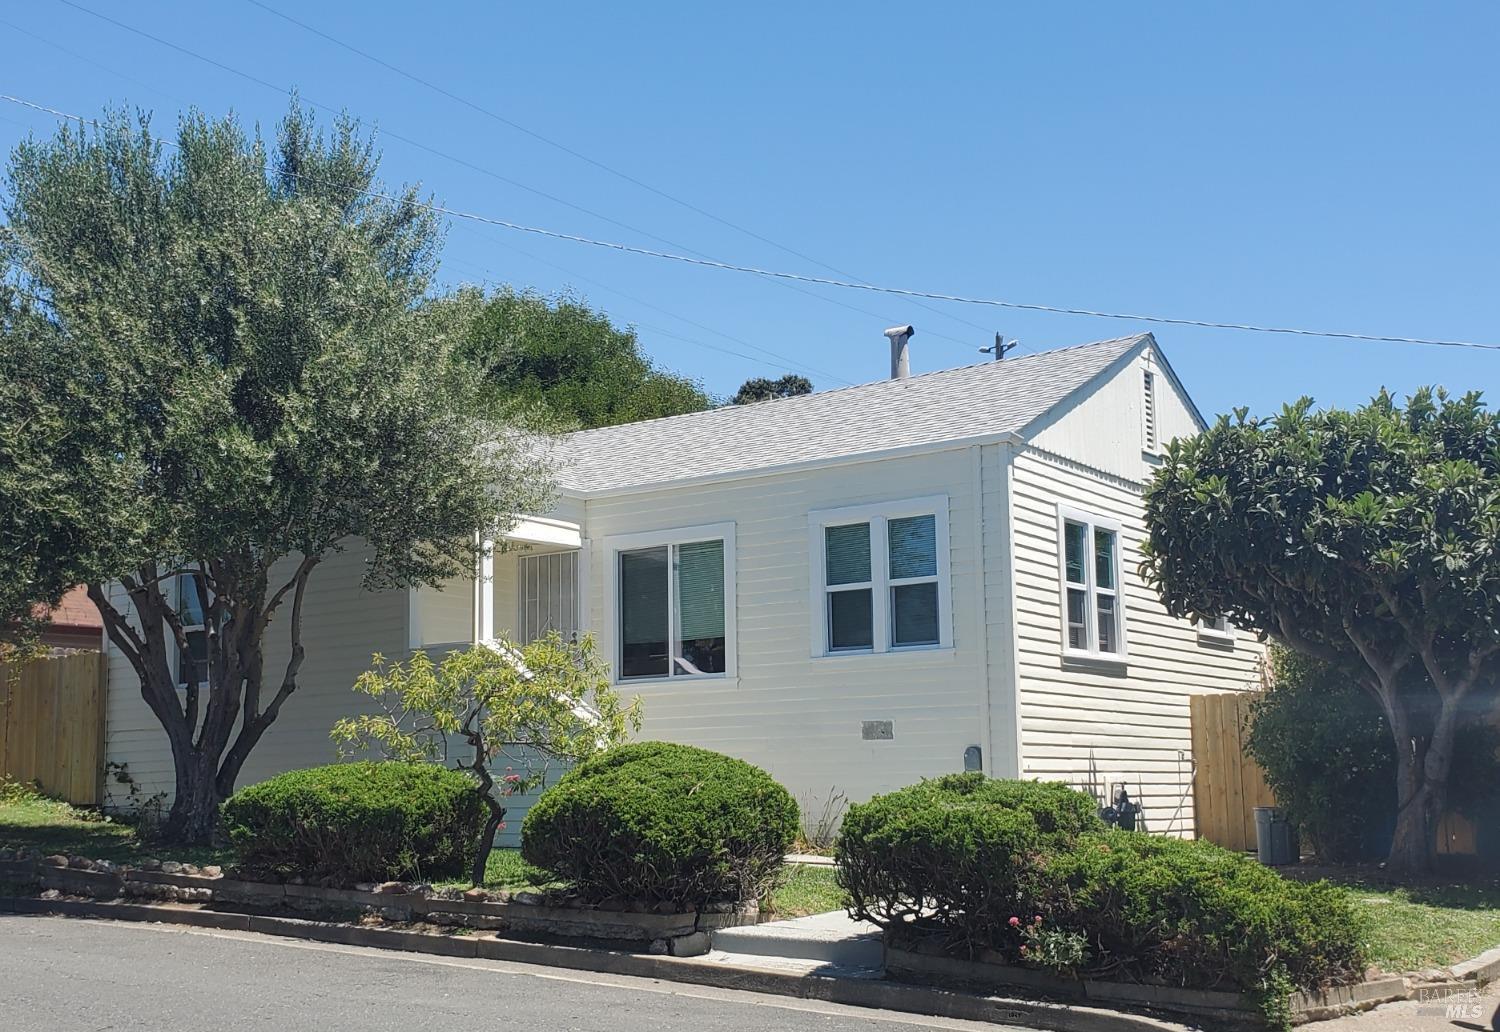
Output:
(407, 514), (583, 655)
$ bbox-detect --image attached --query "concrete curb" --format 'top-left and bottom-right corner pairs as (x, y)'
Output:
(1450, 946), (1500, 987)
(0, 896), (1184, 1032)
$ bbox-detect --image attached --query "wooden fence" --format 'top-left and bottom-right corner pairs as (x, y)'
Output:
(1191, 689), (1484, 856)
(1189, 691), (1276, 851)
(0, 651), (105, 805)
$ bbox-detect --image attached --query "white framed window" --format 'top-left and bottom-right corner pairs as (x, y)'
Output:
(1196, 616), (1235, 644)
(604, 523), (735, 683)
(174, 571), (208, 689)
(1057, 506), (1126, 660)
(808, 496), (952, 657)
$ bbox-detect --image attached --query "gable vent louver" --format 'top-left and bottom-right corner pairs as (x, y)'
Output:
(1143, 369), (1158, 450)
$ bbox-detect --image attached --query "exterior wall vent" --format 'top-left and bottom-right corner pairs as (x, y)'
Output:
(1142, 369), (1158, 451)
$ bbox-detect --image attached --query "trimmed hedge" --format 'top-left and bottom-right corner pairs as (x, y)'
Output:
(1049, 831), (1366, 995)
(837, 773), (1103, 949)
(836, 774), (1366, 1005)
(521, 741), (798, 906)
(220, 761), (487, 885)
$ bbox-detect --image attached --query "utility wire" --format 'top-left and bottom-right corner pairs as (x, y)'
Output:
(49, 0), (986, 354)
(240, 0), (1003, 346)
(0, 23), (847, 383)
(0, 91), (850, 385)
(4, 91), (1495, 354)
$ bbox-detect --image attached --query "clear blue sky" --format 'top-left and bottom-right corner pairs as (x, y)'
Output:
(3, 1), (1497, 414)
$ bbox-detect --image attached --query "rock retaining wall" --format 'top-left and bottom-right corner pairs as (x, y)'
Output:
(0, 848), (753, 958)
(884, 939), (1460, 1028)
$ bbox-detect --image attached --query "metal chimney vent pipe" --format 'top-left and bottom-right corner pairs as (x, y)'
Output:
(884, 325), (914, 379)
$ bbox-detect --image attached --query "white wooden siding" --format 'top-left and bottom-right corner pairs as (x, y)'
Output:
(1028, 345), (1201, 482)
(103, 544), (407, 807)
(1008, 447), (1263, 836)
(579, 449), (990, 818)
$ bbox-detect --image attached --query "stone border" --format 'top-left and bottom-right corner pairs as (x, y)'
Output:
(0, 852), (751, 957)
(884, 941), (1448, 1028)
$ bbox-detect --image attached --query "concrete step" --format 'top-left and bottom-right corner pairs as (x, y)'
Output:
(710, 910), (883, 969)
(700, 950), (885, 978)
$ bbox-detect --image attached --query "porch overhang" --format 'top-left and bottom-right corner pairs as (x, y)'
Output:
(501, 515), (582, 552)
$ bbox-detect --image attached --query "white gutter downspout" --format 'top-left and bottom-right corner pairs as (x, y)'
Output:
(970, 443), (993, 775)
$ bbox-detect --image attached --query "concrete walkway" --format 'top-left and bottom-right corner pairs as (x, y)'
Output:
(710, 909), (883, 972)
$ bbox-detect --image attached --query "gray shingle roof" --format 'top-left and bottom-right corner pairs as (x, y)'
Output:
(555, 334), (1150, 494)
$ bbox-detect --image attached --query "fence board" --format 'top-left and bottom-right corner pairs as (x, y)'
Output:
(1190, 691), (1276, 852)
(0, 652), (104, 805)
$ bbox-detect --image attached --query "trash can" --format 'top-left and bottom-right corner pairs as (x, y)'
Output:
(1254, 806), (1298, 865)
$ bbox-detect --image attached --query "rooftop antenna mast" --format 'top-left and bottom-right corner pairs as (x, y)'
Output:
(980, 333), (1018, 361)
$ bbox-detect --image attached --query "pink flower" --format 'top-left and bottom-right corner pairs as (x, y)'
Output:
(502, 773), (522, 783)
(1034, 915), (1043, 926)
(498, 822), (507, 830)
(1008, 916), (1021, 927)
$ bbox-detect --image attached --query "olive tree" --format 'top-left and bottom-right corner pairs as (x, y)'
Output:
(1143, 390), (1500, 873)
(0, 103), (551, 841)
(332, 633), (641, 885)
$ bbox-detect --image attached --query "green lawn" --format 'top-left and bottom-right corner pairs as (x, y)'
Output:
(0, 786), (230, 867)
(1348, 881), (1500, 972)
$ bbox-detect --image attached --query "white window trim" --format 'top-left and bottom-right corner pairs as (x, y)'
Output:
(1056, 505), (1128, 662)
(602, 522), (736, 686)
(807, 495), (952, 659)
(1196, 616), (1235, 645)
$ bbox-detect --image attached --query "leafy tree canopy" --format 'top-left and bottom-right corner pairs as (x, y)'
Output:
(1143, 388), (1500, 871)
(0, 102), (551, 839)
(730, 374), (813, 405)
(460, 288), (712, 429)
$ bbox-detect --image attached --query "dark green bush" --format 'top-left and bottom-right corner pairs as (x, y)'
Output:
(837, 774), (1366, 1007)
(836, 774), (1103, 951)
(1249, 646), (1500, 862)
(220, 761), (486, 885)
(1049, 831), (1367, 994)
(520, 742), (798, 906)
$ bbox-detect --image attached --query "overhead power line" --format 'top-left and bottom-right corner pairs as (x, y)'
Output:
(0, 91), (851, 386)
(3, 92), (1496, 354)
(48, 0), (990, 353)
(240, 0), (1003, 346)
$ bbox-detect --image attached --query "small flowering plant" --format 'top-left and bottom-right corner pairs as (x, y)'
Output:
(1011, 914), (1090, 975)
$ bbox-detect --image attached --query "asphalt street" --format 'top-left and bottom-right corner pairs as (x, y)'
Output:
(0, 914), (1028, 1032)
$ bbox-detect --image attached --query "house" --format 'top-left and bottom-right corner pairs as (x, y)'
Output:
(101, 331), (1262, 840)
(36, 586), (103, 652)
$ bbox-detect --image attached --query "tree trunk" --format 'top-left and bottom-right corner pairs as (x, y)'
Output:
(165, 762), (227, 844)
(470, 800), (506, 888)
(1385, 704), (1458, 875)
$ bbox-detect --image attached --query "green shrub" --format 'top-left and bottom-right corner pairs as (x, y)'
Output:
(1050, 831), (1367, 995)
(836, 774), (1103, 951)
(520, 742), (798, 906)
(1249, 646), (1500, 862)
(837, 774), (1366, 1009)
(220, 761), (487, 884)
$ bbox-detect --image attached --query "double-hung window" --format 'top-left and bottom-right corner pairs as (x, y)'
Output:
(810, 496), (951, 656)
(608, 523), (736, 682)
(175, 571), (208, 689)
(1058, 507), (1126, 659)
